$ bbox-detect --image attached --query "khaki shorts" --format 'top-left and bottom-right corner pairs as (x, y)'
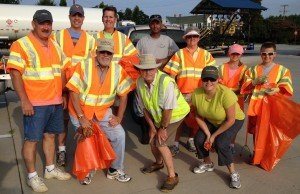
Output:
(150, 120), (183, 147)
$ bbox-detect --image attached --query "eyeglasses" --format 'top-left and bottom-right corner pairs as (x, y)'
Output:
(98, 51), (113, 55)
(202, 77), (217, 82)
(186, 35), (199, 39)
(261, 52), (276, 56)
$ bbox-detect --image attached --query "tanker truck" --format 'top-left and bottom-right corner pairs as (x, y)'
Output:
(0, 4), (104, 48)
(0, 4), (104, 94)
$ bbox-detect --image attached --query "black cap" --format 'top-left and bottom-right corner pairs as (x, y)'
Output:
(201, 66), (219, 80)
(149, 14), (162, 23)
(69, 4), (84, 16)
(33, 9), (53, 23)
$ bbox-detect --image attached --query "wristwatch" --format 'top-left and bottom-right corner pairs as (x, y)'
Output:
(78, 114), (84, 119)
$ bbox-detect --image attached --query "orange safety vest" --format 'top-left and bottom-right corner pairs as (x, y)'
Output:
(66, 58), (134, 120)
(241, 63), (293, 116)
(95, 30), (138, 64)
(7, 33), (69, 106)
(164, 47), (215, 94)
(218, 62), (247, 110)
(53, 29), (96, 80)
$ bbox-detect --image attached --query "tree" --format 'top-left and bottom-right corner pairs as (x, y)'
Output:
(36, 0), (55, 6)
(59, 0), (67, 6)
(0, 0), (20, 4)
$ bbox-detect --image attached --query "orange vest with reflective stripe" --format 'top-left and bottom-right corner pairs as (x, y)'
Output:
(164, 47), (215, 94)
(66, 59), (134, 120)
(7, 33), (67, 106)
(241, 64), (293, 116)
(95, 30), (137, 64)
(53, 29), (96, 80)
(218, 63), (247, 109)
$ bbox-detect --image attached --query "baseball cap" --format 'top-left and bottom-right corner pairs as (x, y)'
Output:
(149, 14), (162, 23)
(33, 9), (53, 23)
(134, 54), (161, 70)
(183, 26), (200, 39)
(228, 44), (244, 55)
(201, 66), (219, 80)
(96, 39), (114, 54)
(69, 4), (84, 16)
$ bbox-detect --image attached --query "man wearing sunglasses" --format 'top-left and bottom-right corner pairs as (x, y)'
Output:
(241, 42), (293, 165)
(67, 39), (134, 184)
(52, 4), (96, 168)
(164, 27), (216, 156)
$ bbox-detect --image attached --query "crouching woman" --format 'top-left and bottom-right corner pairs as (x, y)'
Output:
(191, 66), (245, 189)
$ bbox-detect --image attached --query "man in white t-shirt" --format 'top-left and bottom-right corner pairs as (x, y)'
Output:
(134, 14), (179, 144)
(136, 14), (179, 68)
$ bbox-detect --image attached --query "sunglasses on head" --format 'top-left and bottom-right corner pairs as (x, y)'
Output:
(202, 77), (217, 82)
(186, 35), (199, 39)
(99, 51), (113, 55)
(261, 52), (276, 56)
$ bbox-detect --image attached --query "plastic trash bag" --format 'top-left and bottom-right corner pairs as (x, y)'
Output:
(118, 55), (140, 82)
(253, 94), (300, 171)
(72, 122), (116, 180)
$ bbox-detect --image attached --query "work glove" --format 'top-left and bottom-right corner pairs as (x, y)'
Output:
(252, 76), (268, 86)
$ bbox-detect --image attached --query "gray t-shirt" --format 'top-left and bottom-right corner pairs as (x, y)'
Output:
(136, 34), (179, 59)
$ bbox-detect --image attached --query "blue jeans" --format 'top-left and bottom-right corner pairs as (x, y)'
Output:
(70, 108), (126, 170)
(23, 104), (63, 141)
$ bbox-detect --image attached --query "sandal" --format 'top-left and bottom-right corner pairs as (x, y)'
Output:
(141, 162), (164, 174)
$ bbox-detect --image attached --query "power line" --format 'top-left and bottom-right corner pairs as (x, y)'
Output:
(280, 4), (289, 16)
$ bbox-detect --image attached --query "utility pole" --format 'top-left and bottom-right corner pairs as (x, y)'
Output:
(280, 4), (289, 17)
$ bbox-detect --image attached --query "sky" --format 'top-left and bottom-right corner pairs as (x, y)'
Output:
(21, 0), (300, 18)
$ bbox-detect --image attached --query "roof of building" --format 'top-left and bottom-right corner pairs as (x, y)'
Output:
(191, 0), (267, 14)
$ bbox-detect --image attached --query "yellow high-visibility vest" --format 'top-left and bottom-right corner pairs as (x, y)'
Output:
(137, 70), (190, 127)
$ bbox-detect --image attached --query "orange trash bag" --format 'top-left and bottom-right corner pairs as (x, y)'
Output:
(119, 55), (140, 82)
(72, 122), (116, 180)
(184, 107), (199, 136)
(254, 94), (300, 171)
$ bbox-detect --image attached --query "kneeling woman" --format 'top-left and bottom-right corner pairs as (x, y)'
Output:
(191, 66), (245, 189)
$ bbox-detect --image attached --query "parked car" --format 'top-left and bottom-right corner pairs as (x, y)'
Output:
(117, 25), (186, 48)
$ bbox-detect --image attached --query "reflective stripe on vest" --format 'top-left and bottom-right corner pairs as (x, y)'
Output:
(74, 59), (122, 106)
(18, 36), (62, 80)
(137, 71), (190, 127)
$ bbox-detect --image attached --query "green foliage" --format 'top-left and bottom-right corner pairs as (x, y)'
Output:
(36, 0), (55, 6)
(0, 0), (20, 3)
(59, 0), (67, 6)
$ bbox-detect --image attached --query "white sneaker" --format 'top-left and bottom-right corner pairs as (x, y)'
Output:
(107, 169), (131, 183)
(193, 162), (214, 174)
(27, 175), (48, 192)
(44, 167), (71, 180)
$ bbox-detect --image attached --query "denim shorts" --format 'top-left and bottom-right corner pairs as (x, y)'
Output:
(23, 104), (64, 141)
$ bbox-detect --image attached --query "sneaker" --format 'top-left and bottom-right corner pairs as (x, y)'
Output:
(169, 145), (179, 156)
(44, 167), (71, 180)
(56, 150), (66, 167)
(193, 162), (214, 174)
(230, 172), (241, 189)
(160, 173), (179, 192)
(27, 175), (48, 193)
(107, 169), (131, 183)
(187, 138), (197, 152)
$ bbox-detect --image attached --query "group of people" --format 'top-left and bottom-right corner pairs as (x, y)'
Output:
(6, 4), (294, 193)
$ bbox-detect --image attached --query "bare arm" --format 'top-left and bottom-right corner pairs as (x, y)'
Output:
(157, 109), (173, 145)
(109, 94), (128, 127)
(69, 91), (91, 129)
(10, 69), (33, 116)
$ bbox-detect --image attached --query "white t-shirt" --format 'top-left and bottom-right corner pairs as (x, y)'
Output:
(136, 34), (179, 59)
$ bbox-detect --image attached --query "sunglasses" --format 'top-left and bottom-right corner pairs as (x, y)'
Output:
(98, 51), (113, 55)
(202, 77), (217, 82)
(261, 52), (276, 56)
(186, 35), (199, 39)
